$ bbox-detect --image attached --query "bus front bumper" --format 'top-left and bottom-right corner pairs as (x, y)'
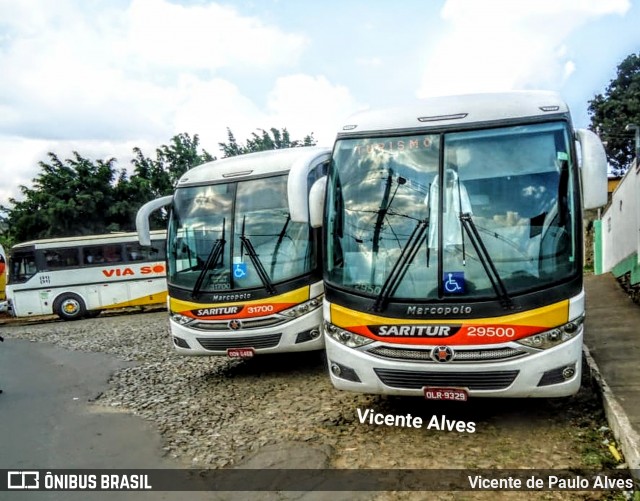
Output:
(169, 309), (324, 356)
(325, 331), (583, 398)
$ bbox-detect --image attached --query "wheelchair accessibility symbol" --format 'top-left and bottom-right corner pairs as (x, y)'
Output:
(233, 262), (247, 279)
(443, 272), (465, 294)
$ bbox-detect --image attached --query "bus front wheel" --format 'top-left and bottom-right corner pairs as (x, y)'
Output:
(54, 293), (86, 321)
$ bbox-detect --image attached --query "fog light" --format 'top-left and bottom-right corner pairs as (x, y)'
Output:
(329, 361), (361, 382)
(309, 328), (320, 339)
(538, 363), (577, 386)
(173, 336), (190, 349)
(562, 366), (576, 380)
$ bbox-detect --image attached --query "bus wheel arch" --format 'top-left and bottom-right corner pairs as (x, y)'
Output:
(53, 292), (86, 320)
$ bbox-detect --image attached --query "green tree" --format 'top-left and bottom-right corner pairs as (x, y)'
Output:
(4, 152), (121, 241)
(130, 132), (214, 230)
(218, 127), (316, 158)
(0, 129), (313, 243)
(131, 132), (215, 200)
(588, 52), (640, 174)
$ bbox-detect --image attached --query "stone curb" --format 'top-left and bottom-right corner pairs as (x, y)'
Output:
(583, 345), (640, 481)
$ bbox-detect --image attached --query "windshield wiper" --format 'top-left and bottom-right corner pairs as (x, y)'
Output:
(371, 217), (429, 313)
(270, 213), (291, 277)
(459, 213), (513, 309)
(192, 219), (226, 298)
(371, 172), (407, 283)
(239, 216), (276, 295)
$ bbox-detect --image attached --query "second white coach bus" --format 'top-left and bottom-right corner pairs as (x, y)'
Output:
(296, 91), (607, 398)
(136, 147), (330, 357)
(6, 231), (167, 319)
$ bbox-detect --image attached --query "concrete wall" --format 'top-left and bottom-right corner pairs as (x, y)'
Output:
(600, 162), (640, 283)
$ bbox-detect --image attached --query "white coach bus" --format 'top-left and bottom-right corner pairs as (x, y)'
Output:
(6, 231), (167, 320)
(295, 91), (608, 398)
(136, 147), (330, 357)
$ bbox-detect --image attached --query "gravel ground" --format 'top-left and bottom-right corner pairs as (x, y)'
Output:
(2, 310), (630, 500)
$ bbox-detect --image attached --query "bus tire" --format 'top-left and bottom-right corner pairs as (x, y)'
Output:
(84, 309), (102, 319)
(54, 293), (86, 321)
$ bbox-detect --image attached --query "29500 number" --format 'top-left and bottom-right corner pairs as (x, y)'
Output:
(467, 326), (515, 337)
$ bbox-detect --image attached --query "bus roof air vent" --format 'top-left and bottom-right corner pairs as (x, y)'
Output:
(222, 170), (253, 178)
(417, 113), (468, 122)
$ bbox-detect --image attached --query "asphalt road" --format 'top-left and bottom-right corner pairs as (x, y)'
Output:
(0, 338), (212, 501)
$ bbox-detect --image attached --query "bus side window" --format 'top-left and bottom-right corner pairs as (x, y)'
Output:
(83, 246), (104, 264)
(126, 244), (144, 261)
(45, 248), (79, 269)
(126, 241), (166, 262)
(104, 245), (123, 263)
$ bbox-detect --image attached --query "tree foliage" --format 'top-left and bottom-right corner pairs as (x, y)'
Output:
(218, 127), (316, 158)
(1, 128), (315, 245)
(5, 152), (120, 242)
(1, 133), (213, 244)
(588, 52), (640, 174)
(130, 133), (214, 230)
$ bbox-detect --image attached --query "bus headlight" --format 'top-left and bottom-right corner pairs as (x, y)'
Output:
(516, 315), (584, 350)
(171, 312), (194, 325)
(281, 294), (323, 318)
(324, 321), (374, 348)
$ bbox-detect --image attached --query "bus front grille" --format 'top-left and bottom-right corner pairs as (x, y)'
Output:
(373, 368), (519, 390)
(191, 317), (287, 331)
(367, 346), (527, 363)
(196, 333), (282, 351)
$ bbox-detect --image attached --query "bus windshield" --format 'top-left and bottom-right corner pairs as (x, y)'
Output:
(8, 250), (37, 284)
(326, 121), (578, 303)
(168, 174), (314, 293)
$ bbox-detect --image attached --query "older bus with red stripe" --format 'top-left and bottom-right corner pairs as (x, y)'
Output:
(6, 231), (166, 320)
(296, 92), (607, 398)
(136, 147), (330, 357)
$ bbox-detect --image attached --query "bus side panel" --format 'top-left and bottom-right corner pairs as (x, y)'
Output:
(85, 285), (101, 310)
(8, 288), (50, 317)
(126, 278), (168, 308)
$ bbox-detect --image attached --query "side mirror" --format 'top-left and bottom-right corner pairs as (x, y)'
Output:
(136, 195), (173, 245)
(576, 129), (608, 209)
(308, 176), (327, 228)
(287, 149), (331, 223)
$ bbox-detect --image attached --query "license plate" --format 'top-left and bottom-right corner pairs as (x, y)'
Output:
(423, 386), (468, 401)
(226, 348), (255, 359)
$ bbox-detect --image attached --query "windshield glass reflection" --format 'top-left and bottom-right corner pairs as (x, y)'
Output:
(168, 174), (314, 293)
(326, 122), (577, 302)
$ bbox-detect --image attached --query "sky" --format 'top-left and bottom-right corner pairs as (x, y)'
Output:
(1, 0), (639, 208)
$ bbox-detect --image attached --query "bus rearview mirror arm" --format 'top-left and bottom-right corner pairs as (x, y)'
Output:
(136, 195), (173, 246)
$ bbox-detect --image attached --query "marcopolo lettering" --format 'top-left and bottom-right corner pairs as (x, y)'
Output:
(369, 324), (461, 337)
(406, 305), (472, 316)
(212, 292), (252, 301)
(193, 306), (243, 317)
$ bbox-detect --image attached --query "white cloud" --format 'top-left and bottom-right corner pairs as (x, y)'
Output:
(0, 0), (308, 139)
(0, 136), (150, 204)
(173, 76), (267, 152)
(266, 74), (363, 146)
(356, 57), (383, 68)
(0, 0), (312, 206)
(417, 0), (631, 98)
(123, 0), (308, 72)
